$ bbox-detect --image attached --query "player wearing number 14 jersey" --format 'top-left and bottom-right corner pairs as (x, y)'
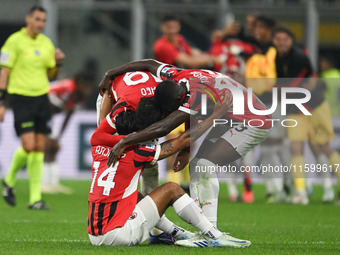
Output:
(88, 92), (251, 248)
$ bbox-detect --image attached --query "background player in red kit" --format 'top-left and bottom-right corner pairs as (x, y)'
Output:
(153, 15), (216, 68)
(88, 91), (251, 248)
(99, 59), (271, 228)
(42, 73), (93, 193)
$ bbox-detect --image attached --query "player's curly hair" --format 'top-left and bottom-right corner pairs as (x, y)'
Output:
(115, 97), (163, 135)
(136, 97), (163, 130)
(115, 109), (137, 135)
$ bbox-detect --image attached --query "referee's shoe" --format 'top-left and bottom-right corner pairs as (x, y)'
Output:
(28, 200), (50, 210)
(2, 180), (16, 206)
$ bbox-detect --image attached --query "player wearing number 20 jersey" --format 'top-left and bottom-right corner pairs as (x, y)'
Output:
(97, 71), (162, 135)
(88, 126), (161, 236)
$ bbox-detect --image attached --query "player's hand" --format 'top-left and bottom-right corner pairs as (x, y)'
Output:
(173, 149), (190, 172)
(55, 48), (65, 65)
(213, 90), (233, 116)
(98, 74), (113, 97)
(0, 105), (6, 122)
(107, 140), (127, 167)
(223, 22), (241, 36)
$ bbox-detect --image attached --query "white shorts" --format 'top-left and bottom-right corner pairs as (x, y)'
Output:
(266, 105), (286, 140)
(88, 196), (160, 246)
(208, 125), (270, 157)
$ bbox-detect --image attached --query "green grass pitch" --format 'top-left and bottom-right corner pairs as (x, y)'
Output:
(0, 180), (339, 255)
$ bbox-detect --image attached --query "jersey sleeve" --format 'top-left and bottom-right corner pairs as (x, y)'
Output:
(91, 118), (125, 147)
(133, 144), (161, 166)
(46, 38), (56, 69)
(156, 65), (179, 80)
(107, 98), (130, 130)
(178, 93), (199, 115)
(0, 35), (18, 69)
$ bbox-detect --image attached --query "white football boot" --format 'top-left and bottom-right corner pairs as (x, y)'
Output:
(175, 232), (251, 248)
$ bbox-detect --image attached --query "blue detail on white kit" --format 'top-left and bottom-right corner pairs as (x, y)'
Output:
(146, 144), (156, 149)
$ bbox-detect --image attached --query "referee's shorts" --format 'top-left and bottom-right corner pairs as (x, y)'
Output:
(9, 94), (52, 136)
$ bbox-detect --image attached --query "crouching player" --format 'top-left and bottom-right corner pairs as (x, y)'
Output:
(88, 91), (251, 248)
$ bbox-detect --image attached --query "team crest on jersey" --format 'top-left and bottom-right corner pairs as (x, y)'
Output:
(128, 212), (137, 220)
(145, 144), (156, 149)
(35, 50), (40, 56)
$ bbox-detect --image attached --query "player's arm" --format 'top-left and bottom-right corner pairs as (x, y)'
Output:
(98, 59), (169, 96)
(58, 110), (73, 139)
(91, 121), (126, 148)
(98, 91), (114, 124)
(48, 48), (65, 80)
(158, 91), (233, 161)
(0, 67), (10, 121)
(174, 52), (216, 69)
(106, 110), (189, 167)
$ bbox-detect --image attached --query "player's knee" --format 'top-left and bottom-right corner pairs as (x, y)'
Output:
(166, 182), (185, 199)
(290, 142), (303, 156)
(22, 142), (35, 153)
(165, 181), (180, 190)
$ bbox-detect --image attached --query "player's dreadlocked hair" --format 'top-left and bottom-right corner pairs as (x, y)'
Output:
(115, 109), (137, 135)
(115, 98), (163, 135)
(136, 97), (163, 130)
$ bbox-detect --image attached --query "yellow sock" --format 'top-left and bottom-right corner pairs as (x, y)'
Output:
(329, 151), (340, 185)
(181, 164), (190, 186)
(168, 170), (181, 185)
(291, 155), (305, 191)
(5, 147), (28, 187)
(27, 151), (44, 205)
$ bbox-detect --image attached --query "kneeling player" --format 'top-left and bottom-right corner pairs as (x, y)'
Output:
(88, 91), (251, 247)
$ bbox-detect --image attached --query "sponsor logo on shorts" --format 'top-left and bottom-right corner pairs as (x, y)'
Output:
(21, 121), (34, 128)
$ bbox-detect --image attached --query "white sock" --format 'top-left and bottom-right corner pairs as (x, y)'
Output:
(150, 228), (163, 236)
(317, 154), (333, 189)
(42, 162), (51, 186)
(155, 215), (186, 237)
(189, 158), (200, 207)
(196, 158), (219, 227)
(141, 165), (159, 195)
(173, 193), (222, 239)
(49, 161), (60, 187)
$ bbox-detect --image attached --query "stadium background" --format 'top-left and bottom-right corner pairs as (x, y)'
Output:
(1, 0), (340, 180)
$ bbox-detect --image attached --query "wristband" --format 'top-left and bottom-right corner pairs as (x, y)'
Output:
(160, 67), (173, 80)
(0, 89), (7, 100)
